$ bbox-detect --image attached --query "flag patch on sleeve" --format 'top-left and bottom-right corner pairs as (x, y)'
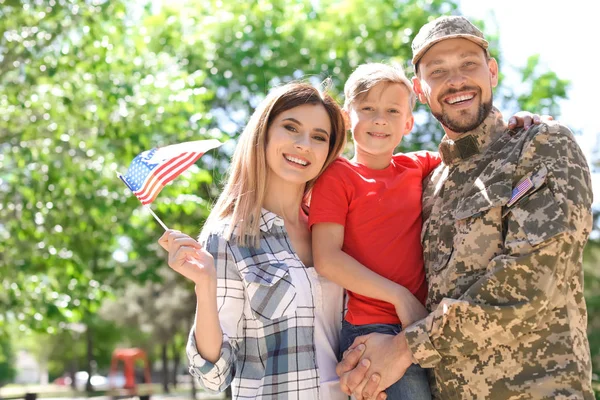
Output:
(507, 177), (534, 207)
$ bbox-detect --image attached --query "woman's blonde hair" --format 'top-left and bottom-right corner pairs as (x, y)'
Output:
(203, 81), (346, 247)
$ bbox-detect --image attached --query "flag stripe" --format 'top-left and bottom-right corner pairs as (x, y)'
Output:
(138, 158), (199, 204)
(136, 152), (199, 202)
(137, 152), (204, 204)
(157, 153), (204, 186)
(507, 177), (534, 207)
(135, 152), (195, 201)
(135, 152), (191, 197)
(139, 157), (200, 205)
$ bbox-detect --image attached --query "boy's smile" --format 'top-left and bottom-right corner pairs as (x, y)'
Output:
(367, 131), (391, 138)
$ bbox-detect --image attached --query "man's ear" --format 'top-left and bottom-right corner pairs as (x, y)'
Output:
(412, 76), (427, 104)
(488, 57), (499, 88)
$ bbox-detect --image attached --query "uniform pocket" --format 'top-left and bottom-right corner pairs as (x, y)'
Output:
(503, 164), (568, 246)
(455, 179), (512, 221)
(509, 187), (568, 246)
(447, 177), (512, 277)
(430, 234), (454, 273)
(240, 261), (297, 323)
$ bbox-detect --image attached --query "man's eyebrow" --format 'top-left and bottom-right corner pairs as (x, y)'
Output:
(423, 59), (445, 67)
(459, 51), (481, 58)
(282, 117), (330, 136)
(424, 51), (482, 67)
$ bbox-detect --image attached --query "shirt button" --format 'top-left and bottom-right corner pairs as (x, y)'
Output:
(274, 218), (284, 226)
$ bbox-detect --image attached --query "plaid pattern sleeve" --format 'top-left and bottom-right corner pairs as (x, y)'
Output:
(186, 232), (244, 393)
(186, 210), (323, 399)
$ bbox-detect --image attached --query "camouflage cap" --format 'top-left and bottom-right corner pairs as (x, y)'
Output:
(412, 15), (489, 68)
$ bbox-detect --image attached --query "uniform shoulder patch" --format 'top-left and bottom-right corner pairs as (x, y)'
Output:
(507, 177), (534, 207)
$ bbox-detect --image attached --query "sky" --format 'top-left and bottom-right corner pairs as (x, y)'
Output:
(460, 0), (600, 205)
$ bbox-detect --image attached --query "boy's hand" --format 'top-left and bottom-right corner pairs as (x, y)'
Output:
(393, 288), (428, 327)
(508, 112), (553, 130)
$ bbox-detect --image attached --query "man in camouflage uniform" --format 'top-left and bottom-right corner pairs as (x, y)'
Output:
(336, 15), (594, 399)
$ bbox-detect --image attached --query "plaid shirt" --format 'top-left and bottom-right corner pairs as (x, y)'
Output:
(186, 209), (343, 399)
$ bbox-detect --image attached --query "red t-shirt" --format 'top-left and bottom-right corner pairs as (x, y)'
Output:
(309, 151), (441, 325)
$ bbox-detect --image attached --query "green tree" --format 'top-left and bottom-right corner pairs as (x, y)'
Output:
(100, 268), (196, 392)
(0, 0), (218, 389)
(0, 0), (217, 328)
(12, 320), (143, 383)
(165, 0), (457, 152)
(0, 335), (16, 387)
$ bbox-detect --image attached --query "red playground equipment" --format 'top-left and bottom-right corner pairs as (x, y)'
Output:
(109, 348), (152, 398)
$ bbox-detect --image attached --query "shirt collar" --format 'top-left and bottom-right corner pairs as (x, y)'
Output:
(259, 208), (285, 232)
(438, 107), (508, 166)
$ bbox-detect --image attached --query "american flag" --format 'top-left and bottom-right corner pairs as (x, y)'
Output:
(120, 139), (222, 205)
(507, 176), (534, 207)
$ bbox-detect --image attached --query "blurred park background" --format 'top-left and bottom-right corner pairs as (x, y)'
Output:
(1, 0), (598, 399)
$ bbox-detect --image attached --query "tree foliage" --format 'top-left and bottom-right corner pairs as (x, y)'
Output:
(0, 0), (219, 333)
(0, 334), (16, 387)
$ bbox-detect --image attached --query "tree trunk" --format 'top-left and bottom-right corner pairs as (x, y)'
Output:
(190, 372), (196, 400)
(146, 348), (154, 381)
(85, 254), (98, 393)
(161, 343), (170, 393)
(85, 325), (93, 392)
(171, 341), (180, 388)
(69, 359), (77, 390)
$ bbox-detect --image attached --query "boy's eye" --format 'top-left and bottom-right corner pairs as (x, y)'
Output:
(389, 109), (400, 114)
(362, 106), (374, 111)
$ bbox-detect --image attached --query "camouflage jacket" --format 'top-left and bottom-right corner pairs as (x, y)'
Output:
(404, 108), (594, 399)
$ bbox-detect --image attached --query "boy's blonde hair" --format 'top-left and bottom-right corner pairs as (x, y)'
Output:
(203, 81), (346, 248)
(343, 63), (416, 111)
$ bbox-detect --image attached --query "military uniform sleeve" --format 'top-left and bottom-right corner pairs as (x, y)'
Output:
(405, 123), (593, 367)
(186, 233), (245, 393)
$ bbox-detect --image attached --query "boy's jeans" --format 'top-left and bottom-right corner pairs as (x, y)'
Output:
(340, 320), (432, 400)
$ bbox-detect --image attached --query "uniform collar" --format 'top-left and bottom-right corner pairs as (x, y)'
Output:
(438, 107), (508, 166)
(259, 208), (285, 232)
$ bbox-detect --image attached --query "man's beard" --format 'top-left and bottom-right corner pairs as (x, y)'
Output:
(432, 89), (493, 134)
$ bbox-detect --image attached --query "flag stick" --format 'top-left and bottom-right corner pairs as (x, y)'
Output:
(116, 172), (169, 231)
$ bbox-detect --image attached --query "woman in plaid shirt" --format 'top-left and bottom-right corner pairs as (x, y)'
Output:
(159, 81), (352, 399)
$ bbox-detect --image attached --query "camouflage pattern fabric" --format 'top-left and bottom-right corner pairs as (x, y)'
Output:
(404, 108), (594, 399)
(411, 15), (489, 67)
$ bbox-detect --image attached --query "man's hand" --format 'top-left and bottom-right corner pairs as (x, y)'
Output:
(335, 344), (386, 400)
(337, 332), (414, 399)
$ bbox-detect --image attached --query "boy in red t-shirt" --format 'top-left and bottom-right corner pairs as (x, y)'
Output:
(309, 63), (439, 400)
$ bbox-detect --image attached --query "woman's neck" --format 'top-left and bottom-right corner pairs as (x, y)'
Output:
(262, 176), (306, 225)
